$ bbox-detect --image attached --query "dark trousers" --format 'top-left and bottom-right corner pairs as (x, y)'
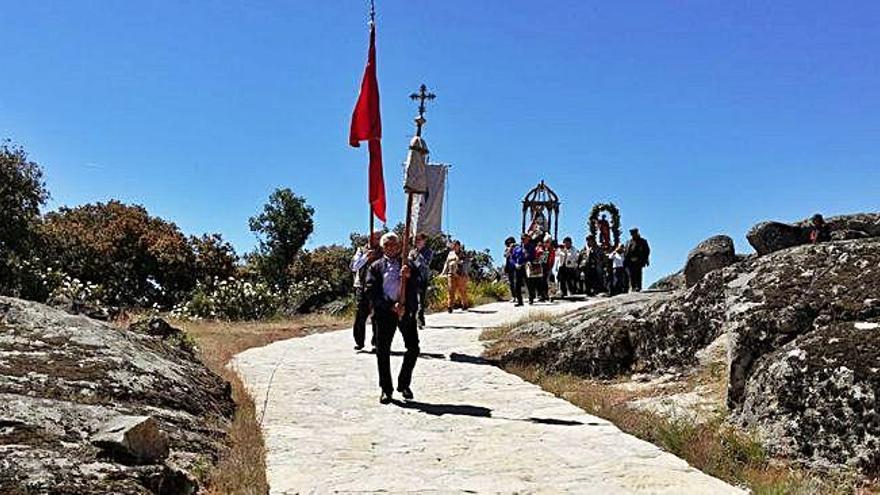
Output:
(540, 268), (550, 301)
(506, 269), (516, 301)
(352, 287), (374, 347)
(612, 267), (628, 295)
(558, 267), (577, 297)
(417, 283), (429, 323)
(628, 265), (644, 292)
(526, 276), (541, 303)
(511, 267), (525, 304)
(374, 309), (420, 394)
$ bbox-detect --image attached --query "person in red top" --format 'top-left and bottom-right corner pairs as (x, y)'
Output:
(540, 234), (555, 302)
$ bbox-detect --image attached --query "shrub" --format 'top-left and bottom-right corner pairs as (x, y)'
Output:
(171, 276), (333, 321)
(40, 200), (197, 307)
(191, 233), (238, 285)
(288, 244), (355, 301)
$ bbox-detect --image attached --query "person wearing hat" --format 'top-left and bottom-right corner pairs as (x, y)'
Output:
(623, 227), (651, 292)
(808, 214), (831, 244)
(507, 234), (530, 306)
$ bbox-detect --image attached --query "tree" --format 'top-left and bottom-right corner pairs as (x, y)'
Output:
(190, 233), (238, 285)
(248, 188), (314, 287)
(0, 140), (50, 297)
(40, 201), (196, 307)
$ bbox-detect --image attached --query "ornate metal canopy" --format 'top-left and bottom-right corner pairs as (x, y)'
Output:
(521, 180), (560, 240)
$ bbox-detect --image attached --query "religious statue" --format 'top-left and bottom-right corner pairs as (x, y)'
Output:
(596, 213), (612, 250)
(529, 205), (548, 236)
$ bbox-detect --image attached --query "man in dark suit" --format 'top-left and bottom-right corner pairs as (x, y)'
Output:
(365, 232), (422, 404)
(624, 228), (651, 292)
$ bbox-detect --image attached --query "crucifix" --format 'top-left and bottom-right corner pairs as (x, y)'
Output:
(409, 84), (436, 137)
(398, 83), (436, 312)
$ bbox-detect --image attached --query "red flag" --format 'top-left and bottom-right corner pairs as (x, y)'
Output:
(350, 23), (386, 223)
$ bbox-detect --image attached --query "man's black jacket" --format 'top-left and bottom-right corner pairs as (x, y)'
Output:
(624, 237), (651, 268)
(365, 256), (421, 315)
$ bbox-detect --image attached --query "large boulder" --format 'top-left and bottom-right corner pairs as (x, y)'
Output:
(684, 235), (736, 287)
(0, 297), (234, 493)
(747, 212), (880, 256)
(746, 221), (810, 256)
(91, 415), (170, 465)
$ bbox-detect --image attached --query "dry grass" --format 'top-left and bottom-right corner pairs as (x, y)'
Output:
(176, 314), (348, 495)
(502, 364), (875, 494)
(479, 312), (555, 360)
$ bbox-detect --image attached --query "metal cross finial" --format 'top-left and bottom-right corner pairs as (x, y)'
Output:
(409, 84), (436, 136)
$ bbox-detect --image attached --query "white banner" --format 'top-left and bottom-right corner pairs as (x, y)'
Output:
(411, 163), (447, 236)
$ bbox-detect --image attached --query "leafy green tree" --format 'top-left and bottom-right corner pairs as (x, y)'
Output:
(248, 188), (314, 287)
(289, 244), (355, 297)
(0, 140), (50, 297)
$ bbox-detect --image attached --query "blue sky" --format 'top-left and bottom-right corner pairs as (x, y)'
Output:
(2, 1), (878, 283)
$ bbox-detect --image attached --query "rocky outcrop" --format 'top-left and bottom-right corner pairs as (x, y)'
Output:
(684, 235), (736, 287)
(747, 212), (880, 255)
(648, 270), (685, 291)
(737, 320), (880, 472)
(0, 297), (234, 494)
(493, 236), (880, 472)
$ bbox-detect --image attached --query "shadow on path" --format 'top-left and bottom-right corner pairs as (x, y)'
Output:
(356, 350), (447, 360)
(449, 353), (496, 366)
(426, 325), (483, 329)
(395, 400), (492, 418)
(394, 401), (595, 427)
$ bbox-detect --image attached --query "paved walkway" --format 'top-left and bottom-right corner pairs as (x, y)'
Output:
(233, 300), (743, 494)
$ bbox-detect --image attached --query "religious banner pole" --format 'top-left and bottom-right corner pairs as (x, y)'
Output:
(398, 84), (436, 311)
(350, 0), (386, 248)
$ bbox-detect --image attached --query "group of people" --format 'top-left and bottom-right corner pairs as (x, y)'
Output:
(349, 231), (471, 404)
(503, 227), (651, 304)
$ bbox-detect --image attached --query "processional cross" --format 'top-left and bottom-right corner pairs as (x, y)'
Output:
(409, 84), (436, 136)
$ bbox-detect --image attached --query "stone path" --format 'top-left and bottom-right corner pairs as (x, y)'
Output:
(233, 300), (744, 494)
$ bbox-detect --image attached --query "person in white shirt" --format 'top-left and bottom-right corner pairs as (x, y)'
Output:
(556, 237), (579, 298)
(350, 233), (381, 350)
(608, 246), (628, 296)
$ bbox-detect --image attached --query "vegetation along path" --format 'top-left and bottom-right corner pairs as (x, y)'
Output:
(233, 300), (743, 494)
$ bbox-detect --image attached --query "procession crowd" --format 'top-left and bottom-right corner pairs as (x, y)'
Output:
(346, 223), (651, 404)
(502, 227), (651, 306)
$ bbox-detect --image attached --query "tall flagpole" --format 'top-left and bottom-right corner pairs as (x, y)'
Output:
(368, 0), (376, 245)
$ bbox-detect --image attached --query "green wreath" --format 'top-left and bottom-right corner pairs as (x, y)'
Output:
(587, 202), (622, 248)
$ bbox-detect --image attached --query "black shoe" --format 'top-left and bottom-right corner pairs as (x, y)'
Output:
(514, 302), (523, 307)
(354, 344), (364, 351)
(379, 391), (393, 404)
(397, 387), (414, 400)
(447, 308), (453, 313)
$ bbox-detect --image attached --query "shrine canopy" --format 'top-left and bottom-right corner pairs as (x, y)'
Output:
(522, 180), (560, 241)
